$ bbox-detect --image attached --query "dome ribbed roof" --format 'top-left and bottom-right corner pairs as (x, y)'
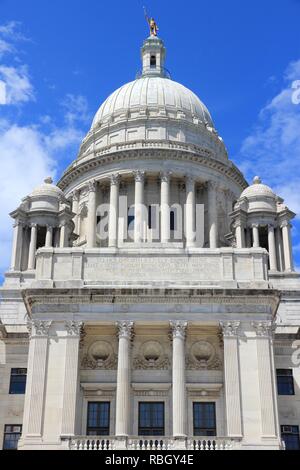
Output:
(240, 177), (276, 199)
(29, 177), (64, 199)
(91, 77), (214, 129)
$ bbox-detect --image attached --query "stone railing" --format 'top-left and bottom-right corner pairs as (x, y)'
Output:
(69, 437), (239, 451)
(35, 247), (269, 289)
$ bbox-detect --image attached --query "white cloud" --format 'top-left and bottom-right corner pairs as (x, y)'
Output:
(237, 59), (300, 218)
(0, 65), (34, 104)
(0, 121), (56, 272)
(62, 94), (91, 125)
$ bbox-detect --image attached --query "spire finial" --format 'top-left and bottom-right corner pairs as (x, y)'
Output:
(253, 176), (262, 185)
(44, 177), (53, 185)
(144, 6), (159, 37)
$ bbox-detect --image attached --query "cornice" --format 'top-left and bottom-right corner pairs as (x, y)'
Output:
(58, 146), (247, 193)
(22, 287), (280, 313)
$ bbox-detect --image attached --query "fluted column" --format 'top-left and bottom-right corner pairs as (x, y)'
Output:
(246, 227), (252, 248)
(59, 223), (67, 248)
(275, 226), (284, 271)
(28, 224), (37, 270)
(268, 224), (277, 271)
(235, 222), (245, 249)
(134, 171), (145, 243)
(252, 224), (260, 248)
(10, 221), (24, 271)
(252, 322), (279, 438)
(45, 225), (53, 248)
(160, 172), (171, 243)
(22, 321), (51, 437)
(115, 321), (134, 437)
(207, 181), (219, 248)
(281, 221), (294, 272)
(61, 321), (83, 437)
(170, 321), (187, 438)
(109, 174), (120, 248)
(220, 322), (243, 438)
(185, 176), (196, 248)
(72, 190), (80, 234)
(87, 181), (97, 248)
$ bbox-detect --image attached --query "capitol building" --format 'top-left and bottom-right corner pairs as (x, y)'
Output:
(1, 30), (300, 451)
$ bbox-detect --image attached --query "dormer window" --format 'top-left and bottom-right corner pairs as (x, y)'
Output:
(150, 55), (156, 68)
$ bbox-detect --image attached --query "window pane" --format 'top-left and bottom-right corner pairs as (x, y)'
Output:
(3, 425), (22, 450)
(9, 369), (27, 395)
(281, 425), (300, 450)
(139, 402), (165, 436)
(277, 370), (295, 396)
(193, 403), (216, 436)
(87, 402), (110, 436)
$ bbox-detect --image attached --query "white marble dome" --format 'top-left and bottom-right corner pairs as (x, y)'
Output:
(28, 177), (64, 212)
(240, 177), (277, 213)
(91, 77), (214, 130)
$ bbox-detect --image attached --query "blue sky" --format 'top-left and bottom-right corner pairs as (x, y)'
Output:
(0, 0), (300, 276)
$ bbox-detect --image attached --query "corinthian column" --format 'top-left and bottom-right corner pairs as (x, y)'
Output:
(185, 176), (196, 248)
(22, 321), (52, 438)
(251, 321), (279, 439)
(134, 171), (145, 243)
(281, 221), (294, 272)
(170, 321), (187, 438)
(61, 321), (83, 437)
(45, 225), (53, 248)
(10, 221), (24, 271)
(115, 321), (134, 437)
(87, 181), (97, 248)
(220, 322), (243, 438)
(252, 224), (260, 248)
(207, 181), (219, 248)
(28, 224), (37, 270)
(160, 172), (171, 244)
(72, 190), (80, 234)
(109, 174), (120, 248)
(268, 224), (277, 271)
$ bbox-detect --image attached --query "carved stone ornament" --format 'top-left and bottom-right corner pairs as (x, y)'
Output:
(252, 321), (276, 338)
(65, 321), (83, 337)
(220, 321), (240, 338)
(133, 340), (170, 370)
(116, 321), (134, 340)
(81, 341), (117, 370)
(170, 321), (188, 341)
(27, 320), (52, 338)
(186, 341), (222, 370)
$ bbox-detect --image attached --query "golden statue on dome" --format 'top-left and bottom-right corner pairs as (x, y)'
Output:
(144, 7), (159, 36)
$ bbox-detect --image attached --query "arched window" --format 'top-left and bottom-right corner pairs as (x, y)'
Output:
(150, 55), (156, 68)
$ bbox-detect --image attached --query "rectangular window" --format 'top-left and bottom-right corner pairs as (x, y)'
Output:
(139, 402), (165, 436)
(281, 425), (300, 450)
(277, 369), (295, 396)
(9, 369), (27, 395)
(193, 402), (216, 436)
(3, 425), (22, 451)
(87, 402), (110, 436)
(170, 211), (175, 231)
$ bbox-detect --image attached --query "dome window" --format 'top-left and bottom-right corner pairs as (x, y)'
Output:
(150, 55), (157, 68)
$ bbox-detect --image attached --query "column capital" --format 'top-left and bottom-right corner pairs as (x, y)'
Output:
(27, 320), (52, 339)
(207, 180), (219, 192)
(71, 189), (80, 201)
(280, 220), (291, 229)
(116, 321), (134, 340)
(13, 220), (25, 229)
(46, 224), (53, 230)
(110, 173), (120, 186)
(220, 321), (241, 338)
(88, 180), (97, 193)
(160, 171), (172, 183)
(65, 321), (84, 337)
(170, 321), (188, 340)
(133, 170), (145, 183)
(30, 223), (38, 229)
(268, 223), (275, 230)
(252, 223), (260, 229)
(251, 321), (275, 339)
